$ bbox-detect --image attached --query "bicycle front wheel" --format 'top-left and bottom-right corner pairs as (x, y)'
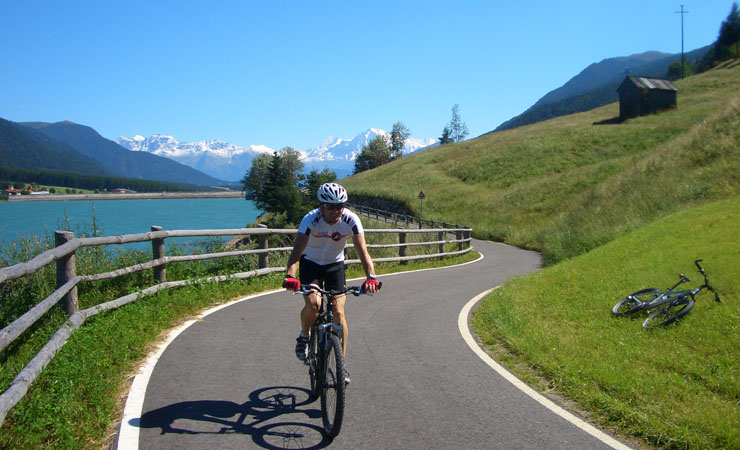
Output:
(612, 288), (661, 316)
(642, 295), (695, 329)
(320, 333), (345, 438)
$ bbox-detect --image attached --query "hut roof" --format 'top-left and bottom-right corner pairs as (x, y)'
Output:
(619, 76), (679, 92)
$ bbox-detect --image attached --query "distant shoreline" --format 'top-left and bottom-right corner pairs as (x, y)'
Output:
(5, 191), (245, 202)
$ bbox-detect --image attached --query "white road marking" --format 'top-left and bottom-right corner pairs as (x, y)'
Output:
(458, 289), (632, 450)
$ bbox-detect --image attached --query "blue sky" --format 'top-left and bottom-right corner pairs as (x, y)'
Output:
(1, 0), (734, 150)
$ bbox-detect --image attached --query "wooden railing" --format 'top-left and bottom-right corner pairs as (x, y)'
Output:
(349, 203), (469, 231)
(0, 220), (472, 425)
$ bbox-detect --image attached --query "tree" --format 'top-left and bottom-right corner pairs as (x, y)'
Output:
(353, 135), (391, 174)
(389, 121), (411, 160)
(718, 2), (740, 58)
(448, 104), (469, 143)
(241, 153), (272, 201)
(303, 168), (336, 197)
(439, 126), (453, 145)
(667, 61), (694, 81)
(302, 167), (337, 209)
(276, 147), (304, 179)
(242, 147), (309, 225)
(258, 151), (304, 224)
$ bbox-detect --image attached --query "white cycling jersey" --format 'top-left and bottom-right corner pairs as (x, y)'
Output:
(297, 208), (364, 265)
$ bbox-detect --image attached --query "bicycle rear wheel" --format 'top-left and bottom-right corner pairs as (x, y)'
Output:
(612, 288), (661, 316)
(642, 295), (695, 329)
(308, 325), (320, 401)
(320, 333), (345, 438)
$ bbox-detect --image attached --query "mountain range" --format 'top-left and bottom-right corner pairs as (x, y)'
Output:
(117, 129), (438, 181)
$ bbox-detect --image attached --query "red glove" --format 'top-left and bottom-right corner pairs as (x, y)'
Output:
(283, 275), (300, 291)
(362, 277), (380, 293)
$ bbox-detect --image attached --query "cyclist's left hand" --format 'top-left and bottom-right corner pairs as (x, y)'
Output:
(362, 276), (380, 293)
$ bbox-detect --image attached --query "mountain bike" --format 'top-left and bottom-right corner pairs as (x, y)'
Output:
(612, 259), (720, 329)
(295, 282), (381, 438)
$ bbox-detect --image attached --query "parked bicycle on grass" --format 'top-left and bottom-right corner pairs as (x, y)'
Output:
(612, 259), (720, 329)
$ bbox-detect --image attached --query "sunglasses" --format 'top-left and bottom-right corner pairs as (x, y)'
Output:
(322, 203), (345, 211)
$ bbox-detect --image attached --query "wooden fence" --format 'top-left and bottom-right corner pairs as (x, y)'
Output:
(0, 219), (472, 426)
(349, 203), (468, 231)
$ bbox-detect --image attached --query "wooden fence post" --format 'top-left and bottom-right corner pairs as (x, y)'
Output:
(399, 229), (407, 265)
(457, 229), (463, 251)
(151, 226), (166, 283)
(438, 230), (445, 260)
(464, 229), (471, 249)
(55, 230), (78, 316)
(258, 224), (269, 269)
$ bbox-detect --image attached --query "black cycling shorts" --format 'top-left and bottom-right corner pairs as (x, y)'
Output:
(299, 255), (346, 291)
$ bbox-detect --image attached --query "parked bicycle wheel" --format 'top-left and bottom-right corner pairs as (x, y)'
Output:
(321, 333), (345, 438)
(308, 325), (320, 401)
(642, 295), (695, 329)
(612, 288), (661, 316)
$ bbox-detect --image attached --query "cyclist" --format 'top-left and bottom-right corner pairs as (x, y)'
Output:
(283, 182), (380, 384)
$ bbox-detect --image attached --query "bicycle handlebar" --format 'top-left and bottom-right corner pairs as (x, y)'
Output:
(694, 259), (705, 274)
(296, 282), (383, 297)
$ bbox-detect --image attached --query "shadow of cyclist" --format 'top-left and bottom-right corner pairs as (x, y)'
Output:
(132, 386), (330, 449)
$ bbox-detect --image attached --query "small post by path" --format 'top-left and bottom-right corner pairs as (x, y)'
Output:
(55, 230), (78, 316)
(151, 226), (166, 283)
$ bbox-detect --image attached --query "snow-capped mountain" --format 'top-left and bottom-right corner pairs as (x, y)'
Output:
(301, 128), (437, 177)
(117, 129), (438, 181)
(117, 135), (273, 182)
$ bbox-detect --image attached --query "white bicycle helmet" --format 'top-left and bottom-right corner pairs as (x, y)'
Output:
(317, 182), (348, 204)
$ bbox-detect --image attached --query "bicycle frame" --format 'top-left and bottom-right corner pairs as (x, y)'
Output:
(613, 259), (721, 323)
(635, 260), (718, 309)
(316, 294), (341, 351)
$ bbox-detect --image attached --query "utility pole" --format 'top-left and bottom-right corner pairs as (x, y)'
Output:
(676, 4), (689, 79)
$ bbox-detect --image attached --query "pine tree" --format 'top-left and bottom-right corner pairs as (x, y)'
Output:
(448, 104), (469, 143)
(718, 2), (740, 57)
(439, 126), (453, 145)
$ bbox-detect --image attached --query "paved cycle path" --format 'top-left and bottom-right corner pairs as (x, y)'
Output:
(119, 239), (632, 449)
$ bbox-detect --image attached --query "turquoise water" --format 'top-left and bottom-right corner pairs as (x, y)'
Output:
(0, 198), (262, 250)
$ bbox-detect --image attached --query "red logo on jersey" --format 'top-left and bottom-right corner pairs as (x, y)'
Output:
(331, 232), (342, 241)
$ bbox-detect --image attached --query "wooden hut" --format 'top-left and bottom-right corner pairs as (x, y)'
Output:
(617, 76), (679, 119)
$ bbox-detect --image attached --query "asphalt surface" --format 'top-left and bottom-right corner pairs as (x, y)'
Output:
(125, 239), (631, 449)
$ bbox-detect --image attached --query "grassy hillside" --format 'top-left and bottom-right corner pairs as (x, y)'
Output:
(343, 60), (740, 265)
(472, 196), (740, 449)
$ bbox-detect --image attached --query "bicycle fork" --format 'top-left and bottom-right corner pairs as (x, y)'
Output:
(319, 323), (342, 348)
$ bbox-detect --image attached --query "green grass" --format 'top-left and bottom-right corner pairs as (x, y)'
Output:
(343, 60), (740, 265)
(472, 196), (740, 449)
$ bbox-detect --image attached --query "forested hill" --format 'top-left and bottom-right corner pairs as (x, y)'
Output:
(0, 118), (111, 176)
(494, 47), (710, 133)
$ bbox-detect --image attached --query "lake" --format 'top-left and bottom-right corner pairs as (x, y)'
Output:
(0, 197), (262, 251)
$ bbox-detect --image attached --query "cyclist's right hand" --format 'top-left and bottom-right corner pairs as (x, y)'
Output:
(283, 275), (300, 291)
